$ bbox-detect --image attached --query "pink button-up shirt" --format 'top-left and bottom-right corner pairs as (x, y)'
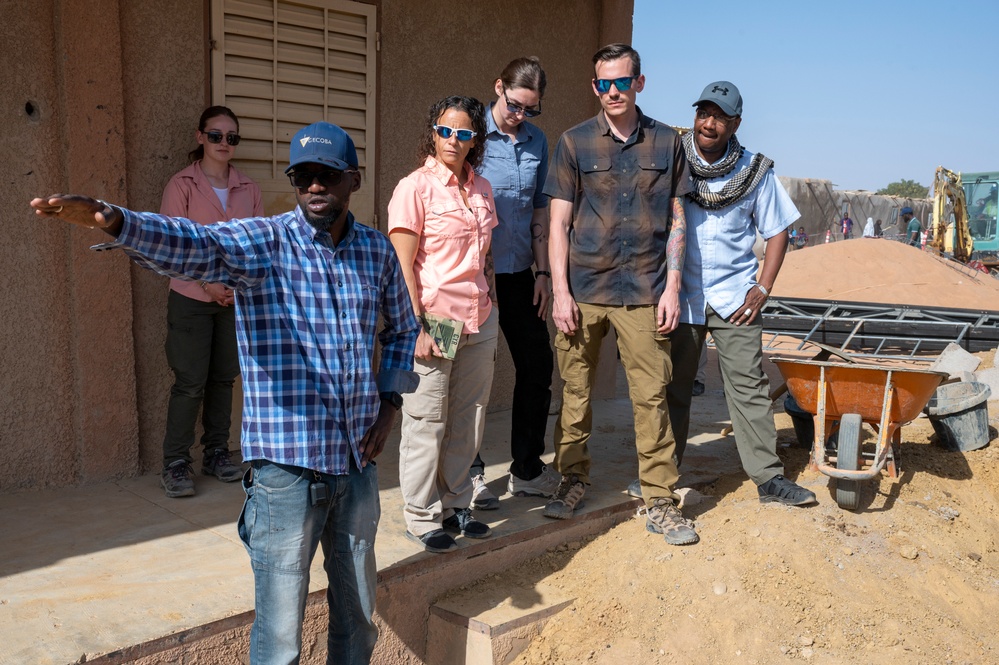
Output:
(159, 160), (264, 301)
(388, 156), (497, 333)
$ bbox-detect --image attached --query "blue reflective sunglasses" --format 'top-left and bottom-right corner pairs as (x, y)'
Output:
(593, 76), (635, 94)
(433, 125), (477, 142)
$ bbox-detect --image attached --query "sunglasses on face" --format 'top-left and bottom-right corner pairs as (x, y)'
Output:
(287, 169), (356, 190)
(503, 91), (542, 118)
(433, 125), (477, 142)
(695, 108), (734, 126)
(593, 76), (635, 94)
(204, 130), (241, 146)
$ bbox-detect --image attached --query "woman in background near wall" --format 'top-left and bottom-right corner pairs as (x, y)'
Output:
(159, 105), (263, 498)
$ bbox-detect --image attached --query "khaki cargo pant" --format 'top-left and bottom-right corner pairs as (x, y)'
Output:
(553, 303), (681, 505)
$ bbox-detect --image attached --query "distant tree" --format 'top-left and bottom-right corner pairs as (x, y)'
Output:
(877, 179), (929, 198)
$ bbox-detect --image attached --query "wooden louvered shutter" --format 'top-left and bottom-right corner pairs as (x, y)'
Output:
(211, 0), (377, 222)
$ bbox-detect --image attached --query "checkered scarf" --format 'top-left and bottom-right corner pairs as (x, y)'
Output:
(682, 131), (773, 210)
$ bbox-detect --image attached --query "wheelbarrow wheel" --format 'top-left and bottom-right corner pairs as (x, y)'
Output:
(835, 413), (863, 510)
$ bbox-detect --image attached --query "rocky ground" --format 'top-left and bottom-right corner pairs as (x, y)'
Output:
(442, 344), (999, 665)
(501, 408), (999, 664)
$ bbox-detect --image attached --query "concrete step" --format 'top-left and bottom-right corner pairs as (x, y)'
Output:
(427, 581), (573, 665)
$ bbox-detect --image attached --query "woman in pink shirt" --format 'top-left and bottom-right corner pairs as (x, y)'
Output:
(159, 106), (264, 499)
(388, 96), (499, 553)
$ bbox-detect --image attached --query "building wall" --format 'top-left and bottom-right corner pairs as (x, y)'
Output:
(0, 0), (634, 493)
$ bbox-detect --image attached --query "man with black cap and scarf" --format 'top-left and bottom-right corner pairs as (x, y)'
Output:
(667, 81), (817, 507)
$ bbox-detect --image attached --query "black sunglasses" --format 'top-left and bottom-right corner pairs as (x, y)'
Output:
(288, 169), (356, 190)
(204, 130), (241, 146)
(503, 90), (542, 118)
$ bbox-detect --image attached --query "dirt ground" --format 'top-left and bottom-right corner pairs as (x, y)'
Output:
(475, 349), (999, 665)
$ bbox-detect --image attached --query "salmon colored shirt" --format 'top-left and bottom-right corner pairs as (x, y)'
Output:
(159, 160), (264, 301)
(387, 156), (497, 333)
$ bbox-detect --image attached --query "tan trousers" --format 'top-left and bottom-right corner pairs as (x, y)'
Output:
(553, 303), (680, 505)
(399, 308), (498, 536)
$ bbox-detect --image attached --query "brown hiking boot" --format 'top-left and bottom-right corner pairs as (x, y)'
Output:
(645, 497), (699, 546)
(542, 474), (586, 520)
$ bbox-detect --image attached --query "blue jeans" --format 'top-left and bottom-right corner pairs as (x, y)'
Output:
(238, 459), (380, 665)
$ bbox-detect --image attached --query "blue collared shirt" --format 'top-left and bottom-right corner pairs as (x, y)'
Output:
(680, 148), (799, 323)
(112, 206), (419, 475)
(480, 102), (549, 274)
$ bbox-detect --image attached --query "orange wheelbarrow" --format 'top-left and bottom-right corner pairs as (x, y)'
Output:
(772, 352), (948, 510)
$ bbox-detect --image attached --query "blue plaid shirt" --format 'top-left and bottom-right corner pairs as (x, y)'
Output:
(111, 206), (419, 475)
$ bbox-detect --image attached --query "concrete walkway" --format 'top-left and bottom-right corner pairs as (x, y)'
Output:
(0, 360), (754, 665)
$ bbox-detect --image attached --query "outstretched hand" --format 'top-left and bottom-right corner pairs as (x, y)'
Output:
(30, 194), (120, 231)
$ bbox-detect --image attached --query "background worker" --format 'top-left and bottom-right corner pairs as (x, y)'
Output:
(902, 206), (922, 246)
(159, 105), (263, 498)
(666, 81), (817, 507)
(467, 56), (560, 510)
(840, 212), (854, 239)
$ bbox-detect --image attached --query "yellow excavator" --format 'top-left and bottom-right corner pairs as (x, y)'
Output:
(929, 166), (975, 265)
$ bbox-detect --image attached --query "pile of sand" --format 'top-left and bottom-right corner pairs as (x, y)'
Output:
(773, 239), (999, 311)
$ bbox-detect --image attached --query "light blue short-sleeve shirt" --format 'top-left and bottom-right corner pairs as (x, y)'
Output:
(680, 148), (799, 324)
(479, 103), (549, 274)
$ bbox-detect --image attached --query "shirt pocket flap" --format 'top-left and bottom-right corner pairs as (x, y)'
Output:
(637, 152), (671, 172)
(429, 200), (464, 216)
(580, 158), (612, 174)
(469, 194), (494, 214)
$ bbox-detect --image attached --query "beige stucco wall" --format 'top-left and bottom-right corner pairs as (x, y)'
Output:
(0, 0), (634, 493)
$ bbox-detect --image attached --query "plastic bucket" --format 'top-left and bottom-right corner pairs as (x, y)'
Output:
(784, 394), (814, 448)
(923, 381), (993, 452)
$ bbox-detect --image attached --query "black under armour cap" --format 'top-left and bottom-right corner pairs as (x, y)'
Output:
(693, 81), (742, 117)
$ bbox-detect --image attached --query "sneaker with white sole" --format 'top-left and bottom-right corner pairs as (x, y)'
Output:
(470, 474), (500, 510)
(542, 474), (586, 519)
(508, 465), (561, 497)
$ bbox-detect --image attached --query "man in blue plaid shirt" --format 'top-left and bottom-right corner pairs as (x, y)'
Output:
(32, 121), (419, 665)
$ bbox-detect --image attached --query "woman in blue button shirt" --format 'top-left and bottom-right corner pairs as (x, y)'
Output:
(469, 57), (560, 509)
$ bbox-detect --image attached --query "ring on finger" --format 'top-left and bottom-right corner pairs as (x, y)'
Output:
(53, 205), (63, 214)
(744, 308), (753, 316)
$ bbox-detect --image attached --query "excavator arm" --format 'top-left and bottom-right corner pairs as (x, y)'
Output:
(931, 166), (974, 263)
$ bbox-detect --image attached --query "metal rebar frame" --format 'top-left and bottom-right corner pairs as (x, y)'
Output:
(760, 297), (999, 357)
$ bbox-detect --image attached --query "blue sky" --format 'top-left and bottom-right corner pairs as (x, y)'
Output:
(633, 0), (999, 192)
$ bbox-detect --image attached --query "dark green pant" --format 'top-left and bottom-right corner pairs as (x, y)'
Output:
(666, 307), (783, 485)
(163, 290), (240, 467)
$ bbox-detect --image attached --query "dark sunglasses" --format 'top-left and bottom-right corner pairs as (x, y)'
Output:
(204, 130), (241, 146)
(503, 90), (542, 118)
(593, 76), (635, 94)
(287, 169), (356, 190)
(433, 125), (477, 142)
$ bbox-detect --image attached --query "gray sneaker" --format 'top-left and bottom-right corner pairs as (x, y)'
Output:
(542, 474), (586, 520)
(470, 473), (500, 510)
(508, 465), (561, 497)
(161, 460), (195, 498)
(645, 497), (699, 546)
(202, 448), (244, 483)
